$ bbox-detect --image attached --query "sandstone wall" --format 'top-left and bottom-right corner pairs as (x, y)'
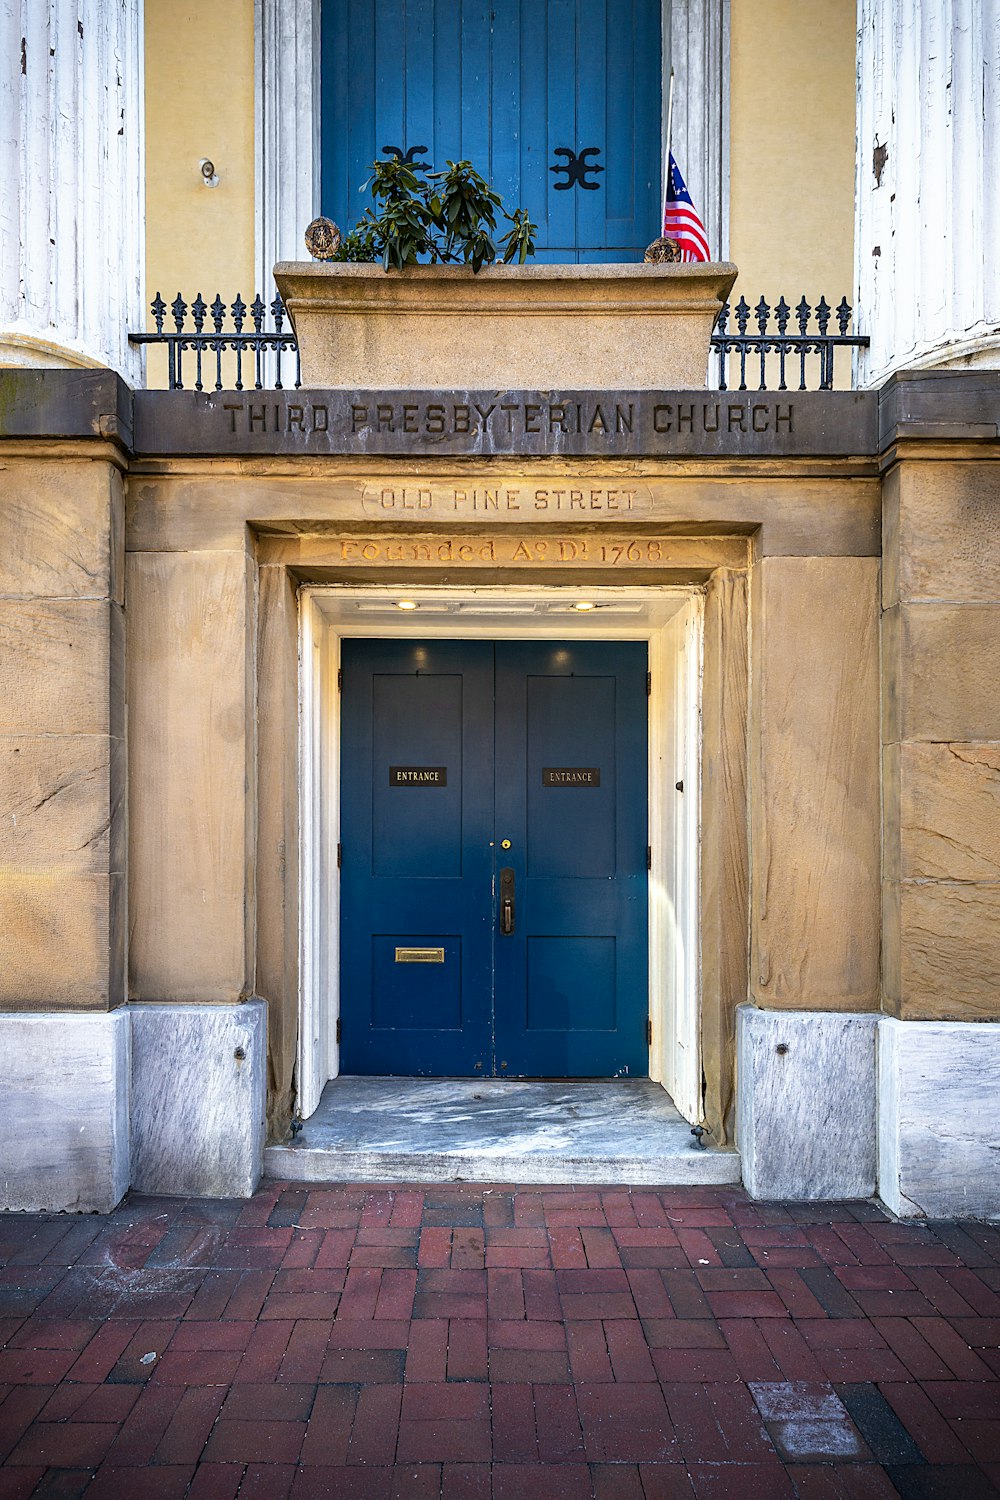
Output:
(882, 458), (1000, 1020)
(749, 556), (882, 1012)
(126, 544), (256, 1004)
(0, 454), (126, 1009)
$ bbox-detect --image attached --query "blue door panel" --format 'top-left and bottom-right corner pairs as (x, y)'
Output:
(340, 639), (493, 1075)
(489, 0), (521, 210)
(525, 673), (617, 878)
(372, 934), (463, 1029)
(371, 672), (463, 877)
(493, 641), (648, 1077)
(320, 0), (661, 261)
(526, 937), (617, 1032)
(340, 639), (648, 1077)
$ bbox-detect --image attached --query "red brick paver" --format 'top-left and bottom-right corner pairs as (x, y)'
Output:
(1, 1185), (999, 1496)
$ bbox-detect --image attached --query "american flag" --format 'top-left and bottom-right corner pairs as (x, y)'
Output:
(662, 152), (711, 262)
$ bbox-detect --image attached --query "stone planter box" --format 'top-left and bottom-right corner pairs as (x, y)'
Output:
(273, 261), (737, 390)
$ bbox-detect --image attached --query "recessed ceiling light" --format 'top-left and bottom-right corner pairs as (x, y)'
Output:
(573, 601), (596, 611)
(396, 600), (419, 611)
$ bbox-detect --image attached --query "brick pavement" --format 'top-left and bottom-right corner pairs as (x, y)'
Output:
(1, 1183), (999, 1498)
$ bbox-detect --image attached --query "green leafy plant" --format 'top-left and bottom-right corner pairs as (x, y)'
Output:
(332, 155), (536, 272)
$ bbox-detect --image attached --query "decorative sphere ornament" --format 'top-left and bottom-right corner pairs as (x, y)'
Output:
(644, 236), (683, 264)
(304, 217), (342, 260)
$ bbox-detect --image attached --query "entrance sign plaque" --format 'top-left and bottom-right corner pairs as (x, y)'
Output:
(389, 766), (447, 786)
(543, 768), (601, 787)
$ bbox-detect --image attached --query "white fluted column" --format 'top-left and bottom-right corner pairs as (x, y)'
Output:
(0, 0), (143, 381)
(254, 0), (319, 296)
(856, 0), (1000, 384)
(670, 0), (730, 262)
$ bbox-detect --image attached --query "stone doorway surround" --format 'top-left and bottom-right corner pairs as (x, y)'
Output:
(121, 429), (879, 1204)
(1, 372), (907, 1212)
(296, 581), (707, 1129)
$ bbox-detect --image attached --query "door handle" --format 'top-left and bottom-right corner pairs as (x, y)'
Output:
(499, 867), (515, 935)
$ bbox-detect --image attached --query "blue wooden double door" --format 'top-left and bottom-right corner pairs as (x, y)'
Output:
(321, 0), (663, 261)
(340, 640), (649, 1077)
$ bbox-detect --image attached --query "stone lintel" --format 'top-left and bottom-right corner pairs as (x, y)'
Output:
(5, 367), (1000, 461)
(131, 389), (876, 461)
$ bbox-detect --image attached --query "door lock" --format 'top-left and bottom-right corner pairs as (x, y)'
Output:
(499, 867), (515, 935)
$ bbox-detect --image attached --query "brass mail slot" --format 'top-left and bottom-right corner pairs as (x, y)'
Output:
(395, 946), (445, 964)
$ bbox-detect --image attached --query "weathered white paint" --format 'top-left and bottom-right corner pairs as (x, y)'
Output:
(254, 0), (320, 298)
(856, 0), (1000, 383)
(0, 0), (144, 380)
(649, 594), (703, 1122)
(297, 589), (339, 1118)
(300, 584), (704, 1123)
(670, 0), (730, 261)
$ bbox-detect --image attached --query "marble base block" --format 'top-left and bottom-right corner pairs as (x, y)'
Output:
(737, 1006), (878, 1200)
(878, 1017), (1000, 1219)
(0, 1011), (130, 1212)
(130, 1000), (266, 1198)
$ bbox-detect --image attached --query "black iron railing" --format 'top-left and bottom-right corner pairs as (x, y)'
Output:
(129, 291), (300, 390)
(713, 295), (868, 391)
(130, 289), (867, 393)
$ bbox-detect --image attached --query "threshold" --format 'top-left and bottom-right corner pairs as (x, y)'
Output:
(264, 1078), (741, 1186)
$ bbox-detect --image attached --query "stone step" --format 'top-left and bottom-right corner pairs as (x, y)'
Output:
(264, 1077), (741, 1186)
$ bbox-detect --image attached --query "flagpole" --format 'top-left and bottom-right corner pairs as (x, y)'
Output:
(661, 67), (675, 232)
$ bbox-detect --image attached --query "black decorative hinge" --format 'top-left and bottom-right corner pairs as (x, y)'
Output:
(336, 1017), (342, 1044)
(646, 845), (652, 870)
(337, 842), (342, 869)
(646, 671), (652, 695)
(337, 668), (343, 691)
(646, 1018), (653, 1046)
(550, 146), (604, 190)
(382, 144), (429, 165)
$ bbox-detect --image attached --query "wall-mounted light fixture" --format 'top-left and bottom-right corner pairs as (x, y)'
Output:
(199, 159), (220, 188)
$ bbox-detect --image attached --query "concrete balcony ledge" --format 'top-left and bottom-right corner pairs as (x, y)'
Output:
(274, 260), (738, 390)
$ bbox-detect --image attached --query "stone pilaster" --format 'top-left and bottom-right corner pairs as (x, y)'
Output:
(856, 0), (1000, 382)
(126, 542), (257, 1005)
(0, 0), (143, 380)
(877, 373), (1000, 1218)
(748, 556), (881, 1012)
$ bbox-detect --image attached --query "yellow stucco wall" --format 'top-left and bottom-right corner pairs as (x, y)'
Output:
(728, 0), (856, 314)
(144, 0), (255, 358)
